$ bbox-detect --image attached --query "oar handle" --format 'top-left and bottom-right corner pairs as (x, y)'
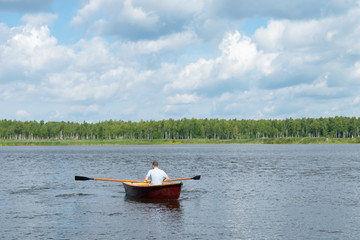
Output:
(93, 178), (145, 183)
(166, 178), (191, 182)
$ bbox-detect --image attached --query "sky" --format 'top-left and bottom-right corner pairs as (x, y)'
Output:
(0, 0), (360, 122)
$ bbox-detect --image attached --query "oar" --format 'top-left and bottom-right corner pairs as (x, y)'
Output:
(75, 176), (145, 184)
(166, 175), (201, 182)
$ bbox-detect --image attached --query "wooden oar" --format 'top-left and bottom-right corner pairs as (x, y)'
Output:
(75, 176), (145, 184)
(166, 175), (201, 182)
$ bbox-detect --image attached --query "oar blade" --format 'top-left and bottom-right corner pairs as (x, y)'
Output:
(75, 176), (93, 181)
(192, 175), (201, 180)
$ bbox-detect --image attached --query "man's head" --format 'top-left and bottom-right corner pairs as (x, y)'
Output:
(152, 161), (158, 168)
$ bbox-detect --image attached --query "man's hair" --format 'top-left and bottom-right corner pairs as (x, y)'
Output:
(152, 161), (158, 167)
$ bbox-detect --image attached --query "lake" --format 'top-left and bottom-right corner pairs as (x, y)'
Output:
(1, 144), (360, 239)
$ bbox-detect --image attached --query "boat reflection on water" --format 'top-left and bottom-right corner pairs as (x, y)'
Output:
(124, 196), (181, 211)
(124, 196), (183, 227)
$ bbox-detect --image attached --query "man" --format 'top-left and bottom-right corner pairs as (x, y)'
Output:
(145, 161), (169, 185)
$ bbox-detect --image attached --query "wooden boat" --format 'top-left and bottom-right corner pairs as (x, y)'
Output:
(75, 175), (199, 200)
(122, 182), (183, 200)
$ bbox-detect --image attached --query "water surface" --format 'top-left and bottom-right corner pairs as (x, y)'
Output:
(1, 144), (360, 239)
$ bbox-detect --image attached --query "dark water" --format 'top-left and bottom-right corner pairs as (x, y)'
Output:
(1, 144), (360, 239)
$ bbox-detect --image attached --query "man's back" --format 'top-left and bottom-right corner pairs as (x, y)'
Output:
(146, 168), (168, 185)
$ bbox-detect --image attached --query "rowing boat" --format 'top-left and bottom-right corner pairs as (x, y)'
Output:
(122, 182), (183, 200)
(75, 175), (200, 200)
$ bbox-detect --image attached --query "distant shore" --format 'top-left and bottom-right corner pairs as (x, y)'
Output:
(1, 137), (360, 146)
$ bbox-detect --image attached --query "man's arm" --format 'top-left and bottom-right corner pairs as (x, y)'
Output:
(145, 170), (151, 183)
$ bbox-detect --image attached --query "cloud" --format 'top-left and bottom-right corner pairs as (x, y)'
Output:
(351, 62), (360, 78)
(210, 82), (347, 120)
(71, 0), (160, 39)
(276, 77), (345, 100)
(353, 96), (360, 105)
(164, 31), (277, 93)
(0, 22), (72, 81)
(120, 0), (159, 24)
(210, 0), (358, 20)
(167, 93), (200, 104)
(0, 0), (53, 12)
(71, 104), (100, 113)
(253, 18), (343, 53)
(119, 31), (198, 56)
(2, 1), (360, 122)
(70, 0), (359, 42)
(71, 37), (117, 71)
(0, 23), (10, 43)
(21, 13), (58, 26)
(251, 6), (360, 92)
(71, 0), (206, 40)
(16, 109), (30, 118)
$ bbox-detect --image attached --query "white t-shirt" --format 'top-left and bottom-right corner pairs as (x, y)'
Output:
(146, 168), (168, 185)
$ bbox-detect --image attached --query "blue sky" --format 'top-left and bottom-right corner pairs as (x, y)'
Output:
(0, 0), (360, 122)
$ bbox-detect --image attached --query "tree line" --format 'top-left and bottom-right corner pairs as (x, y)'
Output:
(0, 117), (359, 140)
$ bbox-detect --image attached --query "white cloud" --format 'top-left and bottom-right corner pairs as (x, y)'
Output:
(44, 71), (121, 101)
(71, 0), (207, 40)
(218, 31), (277, 76)
(71, 0), (160, 39)
(72, 37), (116, 71)
(71, 104), (100, 113)
(16, 110), (30, 118)
(2, 1), (360, 121)
(0, 23), (10, 43)
(121, 0), (159, 25)
(253, 19), (335, 53)
(167, 93), (200, 104)
(164, 31), (277, 92)
(70, 0), (102, 25)
(0, 0), (53, 12)
(276, 77), (344, 99)
(120, 31), (198, 56)
(21, 13), (58, 26)
(163, 104), (186, 113)
(210, 0), (358, 20)
(165, 58), (214, 92)
(0, 22), (72, 80)
(138, 0), (205, 16)
(70, 0), (359, 42)
(253, 21), (286, 52)
(71, 0), (160, 27)
(251, 7), (360, 93)
(352, 96), (360, 105)
(351, 62), (360, 78)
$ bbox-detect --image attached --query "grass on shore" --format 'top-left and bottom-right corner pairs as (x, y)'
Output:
(1, 137), (360, 146)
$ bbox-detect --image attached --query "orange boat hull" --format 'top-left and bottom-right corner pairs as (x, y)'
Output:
(123, 182), (182, 200)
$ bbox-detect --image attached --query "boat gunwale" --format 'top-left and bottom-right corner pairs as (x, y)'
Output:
(122, 182), (183, 188)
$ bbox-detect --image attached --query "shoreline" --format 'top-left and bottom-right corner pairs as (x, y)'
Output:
(1, 137), (360, 146)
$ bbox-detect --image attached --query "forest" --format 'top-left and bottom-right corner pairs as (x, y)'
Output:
(0, 117), (359, 141)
